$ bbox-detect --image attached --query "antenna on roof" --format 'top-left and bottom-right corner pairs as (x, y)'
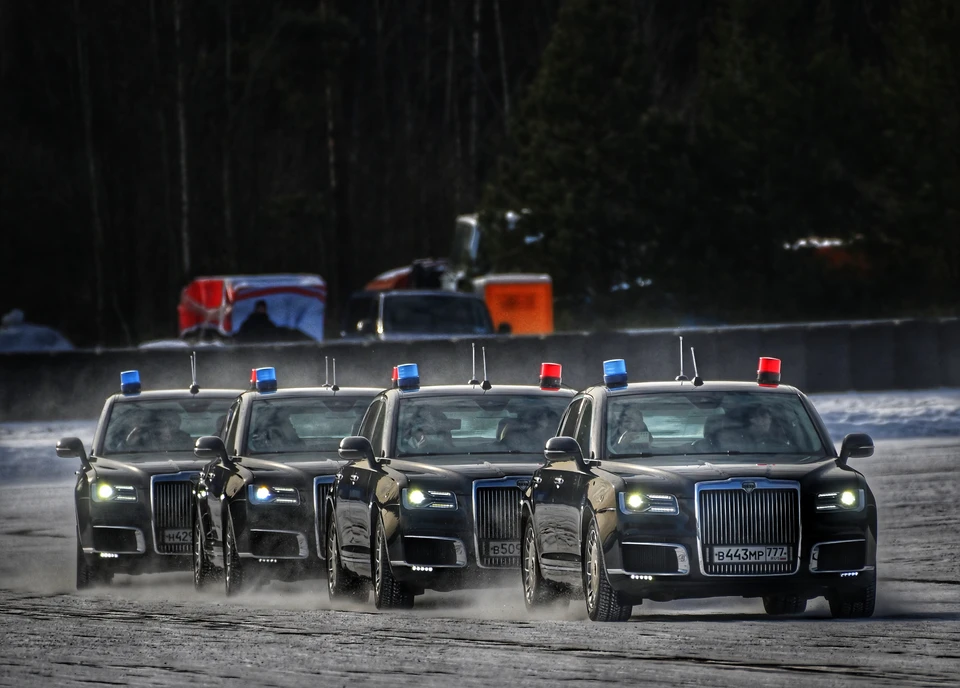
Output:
(331, 358), (339, 392)
(468, 342), (480, 386)
(690, 346), (703, 387)
(675, 336), (689, 382)
(189, 351), (200, 395)
(481, 346), (491, 390)
(323, 356), (330, 388)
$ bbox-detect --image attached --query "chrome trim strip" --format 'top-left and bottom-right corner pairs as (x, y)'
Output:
(247, 528), (309, 559)
(620, 541), (690, 576)
(472, 477), (525, 569)
(392, 535), (468, 568)
(809, 538), (871, 573)
(694, 478), (802, 577)
(313, 475), (336, 559)
(149, 472), (200, 555)
(89, 526), (146, 554)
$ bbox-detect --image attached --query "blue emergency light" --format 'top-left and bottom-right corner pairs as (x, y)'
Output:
(603, 359), (628, 388)
(254, 367), (278, 393)
(120, 370), (141, 395)
(396, 363), (420, 391)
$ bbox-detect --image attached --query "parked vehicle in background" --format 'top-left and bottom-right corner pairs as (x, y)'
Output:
(177, 274), (327, 343)
(340, 290), (503, 339)
(0, 308), (74, 353)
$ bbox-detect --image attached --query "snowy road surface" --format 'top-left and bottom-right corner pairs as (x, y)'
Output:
(1, 392), (958, 686)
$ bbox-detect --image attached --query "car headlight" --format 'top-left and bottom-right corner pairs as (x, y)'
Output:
(92, 481), (137, 503)
(619, 492), (678, 515)
(816, 489), (864, 512)
(248, 484), (300, 505)
(402, 488), (458, 510)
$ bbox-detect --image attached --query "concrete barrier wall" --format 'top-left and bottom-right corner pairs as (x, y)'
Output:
(1, 318), (957, 421)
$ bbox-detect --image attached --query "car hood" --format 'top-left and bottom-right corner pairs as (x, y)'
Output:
(93, 453), (209, 481)
(384, 455), (543, 491)
(237, 454), (344, 482)
(596, 455), (859, 491)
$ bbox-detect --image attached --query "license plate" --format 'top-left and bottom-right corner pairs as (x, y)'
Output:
(484, 540), (520, 557)
(712, 545), (791, 563)
(162, 529), (191, 545)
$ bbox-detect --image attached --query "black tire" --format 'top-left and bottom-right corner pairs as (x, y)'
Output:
(583, 518), (632, 622)
(762, 594), (807, 615)
(193, 506), (217, 591)
(223, 516), (245, 597)
(521, 517), (564, 610)
(327, 516), (368, 603)
(76, 528), (112, 590)
(372, 519), (414, 610)
(829, 568), (877, 618)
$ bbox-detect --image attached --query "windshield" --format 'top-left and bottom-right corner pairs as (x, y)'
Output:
(246, 396), (373, 456)
(382, 295), (492, 335)
(605, 391), (827, 462)
(101, 398), (233, 455)
(396, 394), (569, 457)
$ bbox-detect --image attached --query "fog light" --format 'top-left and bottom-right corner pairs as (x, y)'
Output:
(630, 574), (653, 581)
(97, 484), (115, 500)
(840, 490), (857, 507)
(626, 494), (644, 510)
(99, 552), (119, 558)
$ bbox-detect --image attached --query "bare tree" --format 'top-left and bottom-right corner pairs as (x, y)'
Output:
(494, 0), (510, 129)
(174, 0), (191, 277)
(73, 0), (105, 343)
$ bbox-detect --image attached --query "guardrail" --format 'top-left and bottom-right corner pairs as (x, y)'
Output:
(2, 318), (958, 421)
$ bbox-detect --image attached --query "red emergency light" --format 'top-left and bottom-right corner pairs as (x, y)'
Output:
(540, 362), (562, 391)
(757, 357), (781, 387)
(391, 366), (399, 389)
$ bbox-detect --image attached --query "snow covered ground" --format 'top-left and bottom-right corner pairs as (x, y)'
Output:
(1, 389), (958, 483)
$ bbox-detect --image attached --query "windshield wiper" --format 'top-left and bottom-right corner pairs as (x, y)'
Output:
(614, 452), (655, 458)
(463, 450), (527, 455)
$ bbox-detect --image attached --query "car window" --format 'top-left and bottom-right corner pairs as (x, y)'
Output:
(223, 398), (241, 451)
(558, 398), (583, 438)
(605, 391), (827, 461)
(246, 396), (374, 456)
(382, 295), (492, 335)
(342, 294), (377, 334)
(575, 399), (593, 456)
(358, 398), (384, 440)
(396, 395), (570, 457)
(101, 398), (234, 455)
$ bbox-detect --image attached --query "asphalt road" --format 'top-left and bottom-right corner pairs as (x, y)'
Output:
(1, 437), (958, 687)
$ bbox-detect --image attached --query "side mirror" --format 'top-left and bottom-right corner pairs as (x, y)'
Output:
(57, 437), (91, 469)
(339, 436), (376, 465)
(194, 436), (229, 464)
(356, 319), (376, 336)
(544, 436), (584, 465)
(497, 322), (512, 335)
(838, 432), (874, 466)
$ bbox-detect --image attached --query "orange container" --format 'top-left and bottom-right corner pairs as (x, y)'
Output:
(474, 274), (554, 335)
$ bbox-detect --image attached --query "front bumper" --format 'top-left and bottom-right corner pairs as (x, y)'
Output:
(601, 506), (877, 603)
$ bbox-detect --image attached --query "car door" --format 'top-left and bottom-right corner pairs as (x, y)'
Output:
(206, 398), (243, 556)
(534, 397), (582, 566)
(336, 398), (383, 574)
(553, 397), (593, 562)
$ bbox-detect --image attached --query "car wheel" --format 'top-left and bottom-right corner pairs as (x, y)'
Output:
(327, 516), (368, 603)
(521, 517), (564, 610)
(828, 568), (877, 618)
(223, 516), (245, 597)
(583, 518), (632, 622)
(762, 594), (807, 615)
(372, 519), (413, 610)
(193, 506), (217, 591)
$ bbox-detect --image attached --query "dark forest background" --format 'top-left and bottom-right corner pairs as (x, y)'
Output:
(1, 0), (958, 347)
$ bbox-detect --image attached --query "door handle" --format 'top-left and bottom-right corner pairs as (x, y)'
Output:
(553, 476), (564, 487)
(349, 474), (360, 483)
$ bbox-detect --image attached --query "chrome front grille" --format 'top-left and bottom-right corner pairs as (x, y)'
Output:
(473, 479), (524, 568)
(314, 477), (335, 559)
(151, 476), (194, 554)
(696, 479), (800, 576)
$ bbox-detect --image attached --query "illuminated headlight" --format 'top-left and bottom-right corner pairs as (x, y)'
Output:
(816, 489), (864, 512)
(402, 488), (458, 510)
(92, 482), (137, 502)
(619, 492), (679, 515)
(248, 484), (300, 505)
